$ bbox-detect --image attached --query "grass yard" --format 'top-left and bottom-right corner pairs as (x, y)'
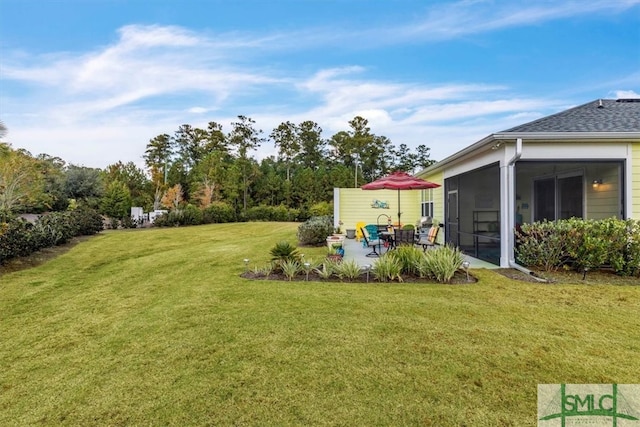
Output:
(1, 222), (639, 426)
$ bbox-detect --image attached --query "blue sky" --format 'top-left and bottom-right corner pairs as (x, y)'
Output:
(1, 0), (639, 169)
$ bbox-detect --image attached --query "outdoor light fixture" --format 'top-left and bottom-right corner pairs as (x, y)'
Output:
(462, 261), (470, 282)
(363, 264), (371, 283)
(243, 258), (250, 272)
(592, 179), (603, 188)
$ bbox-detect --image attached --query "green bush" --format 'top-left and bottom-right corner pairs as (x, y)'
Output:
(245, 204), (300, 222)
(0, 208), (104, 264)
(297, 216), (334, 246)
(621, 219), (640, 275)
(181, 204), (203, 226)
(202, 202), (236, 224)
(516, 217), (640, 275)
(71, 206), (104, 235)
(516, 220), (570, 272)
(564, 218), (609, 272)
(308, 201), (333, 217)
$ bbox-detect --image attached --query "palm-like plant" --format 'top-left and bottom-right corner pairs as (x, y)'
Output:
(269, 241), (301, 272)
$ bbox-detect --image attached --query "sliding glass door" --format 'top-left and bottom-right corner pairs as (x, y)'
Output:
(534, 174), (583, 221)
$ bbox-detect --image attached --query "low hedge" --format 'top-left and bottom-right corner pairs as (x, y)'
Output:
(0, 207), (104, 264)
(516, 217), (640, 275)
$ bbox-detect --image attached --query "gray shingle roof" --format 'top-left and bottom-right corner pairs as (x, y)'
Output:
(501, 99), (640, 133)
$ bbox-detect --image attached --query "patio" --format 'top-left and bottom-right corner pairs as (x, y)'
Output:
(340, 235), (498, 269)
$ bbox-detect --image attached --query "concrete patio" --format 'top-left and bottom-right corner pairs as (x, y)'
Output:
(340, 235), (498, 269)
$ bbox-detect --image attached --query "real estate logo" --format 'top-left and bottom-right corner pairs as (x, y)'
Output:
(538, 384), (640, 427)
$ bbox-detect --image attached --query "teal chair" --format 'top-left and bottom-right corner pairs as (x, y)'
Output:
(364, 224), (379, 239)
(360, 227), (382, 257)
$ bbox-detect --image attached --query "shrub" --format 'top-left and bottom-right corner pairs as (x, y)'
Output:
(516, 220), (570, 271)
(0, 208), (103, 264)
(297, 216), (334, 246)
(181, 204), (203, 226)
(245, 204), (300, 222)
(308, 202), (333, 217)
(71, 206), (104, 235)
(423, 245), (463, 283)
(621, 219), (640, 275)
(202, 202), (236, 224)
(564, 218), (609, 273)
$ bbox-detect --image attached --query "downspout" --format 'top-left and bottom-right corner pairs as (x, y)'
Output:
(506, 138), (548, 282)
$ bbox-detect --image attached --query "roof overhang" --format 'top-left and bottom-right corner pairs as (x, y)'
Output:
(418, 132), (640, 176)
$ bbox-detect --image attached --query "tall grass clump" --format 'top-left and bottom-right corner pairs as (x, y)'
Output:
(314, 262), (335, 279)
(385, 245), (424, 276)
(333, 259), (362, 281)
(280, 260), (300, 281)
(372, 256), (403, 283)
(423, 245), (464, 283)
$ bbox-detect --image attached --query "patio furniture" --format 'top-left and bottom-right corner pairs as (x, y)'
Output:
(416, 225), (439, 251)
(394, 228), (415, 246)
(360, 227), (383, 257)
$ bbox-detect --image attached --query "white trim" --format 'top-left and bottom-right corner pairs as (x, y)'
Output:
(333, 188), (340, 229)
(418, 132), (640, 176)
(626, 144), (633, 219)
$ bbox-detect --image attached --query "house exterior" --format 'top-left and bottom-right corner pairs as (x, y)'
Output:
(415, 98), (640, 267)
(333, 188), (422, 233)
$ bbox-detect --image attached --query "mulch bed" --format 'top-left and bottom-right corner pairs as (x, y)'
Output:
(241, 269), (477, 284)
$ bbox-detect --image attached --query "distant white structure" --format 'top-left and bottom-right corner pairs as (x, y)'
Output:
(131, 207), (168, 225)
(148, 210), (168, 224)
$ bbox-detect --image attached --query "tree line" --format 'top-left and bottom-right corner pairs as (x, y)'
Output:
(0, 116), (434, 220)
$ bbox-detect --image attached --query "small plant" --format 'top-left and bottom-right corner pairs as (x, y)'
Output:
(386, 245), (423, 276)
(333, 259), (362, 281)
(372, 256), (403, 283)
(314, 262), (335, 279)
(281, 260), (300, 281)
(253, 263), (275, 278)
(423, 245), (464, 283)
(270, 241), (302, 272)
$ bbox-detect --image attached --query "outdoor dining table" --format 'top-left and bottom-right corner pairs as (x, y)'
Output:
(379, 231), (395, 250)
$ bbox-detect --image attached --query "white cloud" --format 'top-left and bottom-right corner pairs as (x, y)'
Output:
(614, 90), (640, 99)
(1, 0), (637, 168)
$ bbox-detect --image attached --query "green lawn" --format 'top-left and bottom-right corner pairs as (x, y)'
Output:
(1, 222), (639, 426)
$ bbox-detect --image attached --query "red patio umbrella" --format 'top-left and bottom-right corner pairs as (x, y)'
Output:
(361, 171), (440, 225)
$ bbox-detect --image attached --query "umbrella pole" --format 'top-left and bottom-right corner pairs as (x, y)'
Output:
(397, 190), (401, 226)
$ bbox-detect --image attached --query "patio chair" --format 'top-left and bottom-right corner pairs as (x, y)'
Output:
(364, 224), (380, 239)
(394, 228), (415, 247)
(360, 227), (383, 257)
(416, 225), (439, 252)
